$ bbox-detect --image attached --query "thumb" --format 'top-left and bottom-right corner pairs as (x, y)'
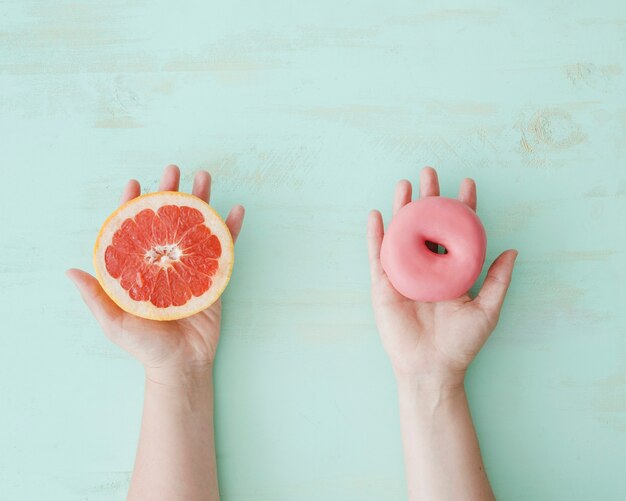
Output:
(475, 250), (518, 318)
(65, 268), (121, 328)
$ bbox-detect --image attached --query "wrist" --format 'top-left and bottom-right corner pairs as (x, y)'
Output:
(394, 369), (466, 395)
(145, 362), (213, 389)
(395, 373), (466, 415)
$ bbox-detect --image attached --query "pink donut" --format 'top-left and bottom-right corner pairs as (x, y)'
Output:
(380, 197), (487, 302)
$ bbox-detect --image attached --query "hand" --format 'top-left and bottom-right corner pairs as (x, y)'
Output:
(66, 165), (245, 380)
(367, 167), (517, 388)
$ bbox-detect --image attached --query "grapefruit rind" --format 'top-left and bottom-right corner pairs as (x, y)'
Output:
(93, 191), (234, 321)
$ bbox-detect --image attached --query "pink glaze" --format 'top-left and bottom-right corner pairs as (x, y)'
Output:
(380, 197), (487, 302)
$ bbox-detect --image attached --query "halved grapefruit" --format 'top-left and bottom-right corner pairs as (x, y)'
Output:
(93, 191), (234, 321)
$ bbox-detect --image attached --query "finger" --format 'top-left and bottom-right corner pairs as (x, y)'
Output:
(367, 210), (386, 283)
(458, 178), (477, 212)
(159, 164), (180, 191)
(392, 179), (412, 216)
(475, 250), (518, 315)
(65, 268), (122, 329)
(192, 170), (211, 203)
(225, 205), (245, 244)
(420, 168), (440, 252)
(119, 179), (141, 206)
(419, 166), (440, 198)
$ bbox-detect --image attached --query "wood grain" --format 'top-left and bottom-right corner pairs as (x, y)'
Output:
(1, 1), (625, 500)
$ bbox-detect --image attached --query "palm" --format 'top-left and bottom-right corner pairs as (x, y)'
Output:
(111, 298), (222, 369)
(367, 168), (517, 382)
(67, 165), (245, 370)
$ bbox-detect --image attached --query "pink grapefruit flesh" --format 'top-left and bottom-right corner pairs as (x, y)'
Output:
(93, 191), (234, 321)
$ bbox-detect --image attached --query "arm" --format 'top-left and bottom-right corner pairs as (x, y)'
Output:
(396, 378), (493, 500)
(128, 366), (218, 501)
(67, 165), (245, 501)
(367, 167), (517, 500)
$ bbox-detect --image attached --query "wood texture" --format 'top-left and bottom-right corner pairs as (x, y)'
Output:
(1, 1), (625, 499)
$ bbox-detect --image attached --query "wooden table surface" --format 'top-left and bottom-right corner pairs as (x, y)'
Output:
(1, 1), (625, 499)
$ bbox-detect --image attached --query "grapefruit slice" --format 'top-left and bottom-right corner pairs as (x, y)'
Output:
(93, 191), (234, 321)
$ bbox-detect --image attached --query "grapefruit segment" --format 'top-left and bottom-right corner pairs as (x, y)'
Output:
(157, 205), (181, 242)
(151, 211), (168, 247)
(150, 269), (172, 308)
(179, 224), (212, 250)
(177, 206), (205, 240)
(180, 254), (219, 276)
(167, 267), (192, 307)
(104, 246), (127, 279)
(93, 191), (234, 321)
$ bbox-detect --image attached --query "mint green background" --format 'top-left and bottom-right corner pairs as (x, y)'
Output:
(1, 1), (625, 499)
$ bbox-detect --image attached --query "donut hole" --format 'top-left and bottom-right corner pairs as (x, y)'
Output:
(425, 240), (448, 255)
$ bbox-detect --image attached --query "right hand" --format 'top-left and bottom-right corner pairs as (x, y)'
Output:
(367, 167), (517, 388)
(66, 165), (245, 380)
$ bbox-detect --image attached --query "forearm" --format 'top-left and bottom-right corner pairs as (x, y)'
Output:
(128, 366), (219, 501)
(396, 375), (494, 501)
